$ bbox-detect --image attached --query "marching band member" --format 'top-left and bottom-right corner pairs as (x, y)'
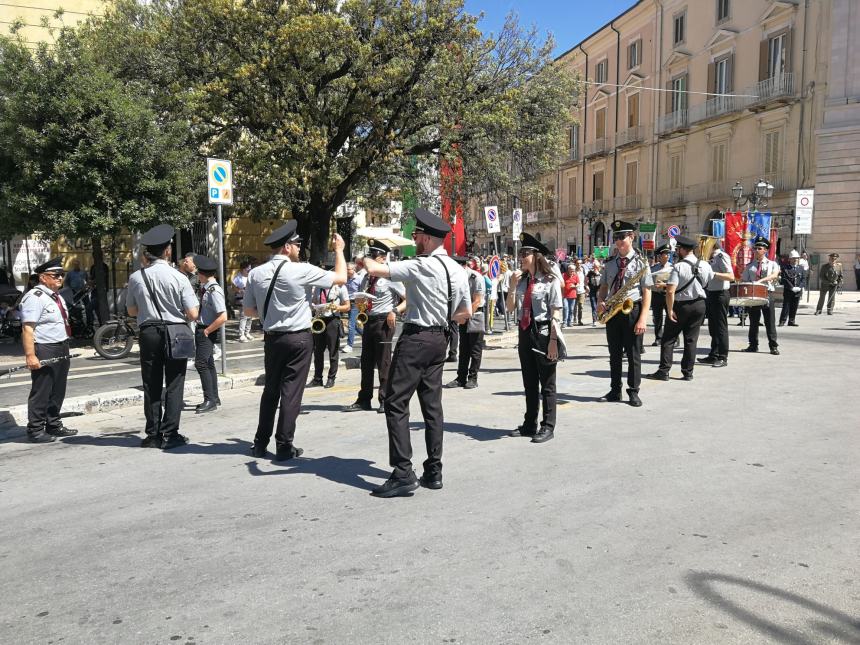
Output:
(343, 240), (405, 412)
(308, 277), (350, 389)
(507, 233), (563, 443)
(741, 237), (780, 355)
(699, 241), (735, 368)
(597, 221), (652, 407)
(646, 236), (713, 381)
(649, 245), (672, 346)
(445, 255), (485, 390)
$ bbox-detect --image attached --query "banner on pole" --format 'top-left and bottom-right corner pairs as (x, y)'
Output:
(594, 246), (610, 259)
(484, 206), (500, 234)
(724, 211), (748, 279)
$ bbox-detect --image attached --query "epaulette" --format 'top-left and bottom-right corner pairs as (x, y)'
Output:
(207, 285), (218, 294)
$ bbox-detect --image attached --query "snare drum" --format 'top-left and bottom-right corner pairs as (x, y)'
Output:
(729, 282), (768, 307)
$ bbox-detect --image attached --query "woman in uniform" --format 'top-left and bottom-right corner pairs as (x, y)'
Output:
(506, 233), (563, 444)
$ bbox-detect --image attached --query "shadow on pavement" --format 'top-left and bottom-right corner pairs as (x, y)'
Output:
(244, 456), (389, 491)
(684, 571), (860, 645)
(491, 391), (604, 404)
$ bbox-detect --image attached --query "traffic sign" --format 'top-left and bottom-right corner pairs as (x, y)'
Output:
(512, 208), (523, 238)
(207, 158), (234, 205)
(484, 206), (500, 234)
(488, 255), (501, 279)
(667, 225), (681, 238)
(794, 189), (814, 235)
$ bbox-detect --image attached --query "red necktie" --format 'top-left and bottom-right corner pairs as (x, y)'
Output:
(320, 289), (327, 304)
(519, 278), (534, 330)
(367, 277), (378, 312)
(612, 257), (629, 294)
(52, 293), (72, 337)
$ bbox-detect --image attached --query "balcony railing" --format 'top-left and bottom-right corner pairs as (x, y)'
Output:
(614, 194), (642, 211)
(653, 187), (687, 207)
(747, 72), (796, 109)
(586, 198), (609, 213)
(615, 125), (645, 148)
(584, 137), (611, 158)
(656, 109), (689, 135)
(561, 147), (581, 164)
(689, 94), (752, 125)
(556, 205), (582, 220)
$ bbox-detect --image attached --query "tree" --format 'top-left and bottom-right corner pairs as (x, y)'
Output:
(0, 31), (200, 321)
(88, 0), (575, 262)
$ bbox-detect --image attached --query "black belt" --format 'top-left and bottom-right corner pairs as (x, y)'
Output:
(402, 323), (447, 333)
(265, 328), (311, 336)
(35, 340), (68, 346)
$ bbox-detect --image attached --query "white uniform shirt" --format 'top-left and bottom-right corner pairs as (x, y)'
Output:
(127, 260), (198, 325)
(668, 253), (715, 301)
(600, 251), (653, 302)
(742, 257), (780, 292)
(387, 247), (470, 327)
(707, 250), (733, 291)
(515, 271), (563, 323)
(311, 284), (349, 318)
(20, 285), (69, 343)
(360, 274), (405, 316)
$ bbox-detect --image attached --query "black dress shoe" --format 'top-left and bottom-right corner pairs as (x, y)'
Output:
(645, 371), (669, 381)
(778, 321), (785, 327)
(161, 434), (189, 450)
(464, 380), (478, 390)
(601, 390), (622, 402)
(250, 443), (267, 458)
(343, 402), (372, 412)
(445, 355), (458, 363)
(509, 425), (537, 437)
(742, 346), (758, 353)
(682, 373), (694, 381)
(788, 322), (799, 327)
(697, 356), (716, 364)
(770, 348), (780, 355)
(196, 400), (218, 414)
(46, 425), (78, 437)
(814, 310), (821, 315)
(195, 399), (220, 411)
(711, 359), (727, 368)
(444, 379), (465, 389)
(28, 432), (57, 443)
(324, 377), (336, 389)
(140, 434), (163, 448)
(419, 472), (443, 490)
(531, 427), (554, 443)
(370, 472), (419, 498)
(627, 391), (642, 407)
(274, 444), (304, 461)
(307, 378), (323, 387)
(651, 340), (661, 346)
(376, 405), (385, 414)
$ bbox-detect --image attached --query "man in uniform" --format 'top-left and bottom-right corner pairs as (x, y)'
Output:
(445, 255), (485, 390)
(193, 255), (227, 413)
(127, 225), (199, 449)
(308, 277), (350, 389)
(779, 250), (804, 326)
(649, 245), (672, 346)
(20, 257), (77, 443)
(343, 240), (406, 413)
(243, 221), (347, 460)
(741, 237), (781, 355)
(596, 220), (652, 407)
(815, 252), (842, 315)
(698, 240), (735, 368)
(363, 208), (470, 497)
(646, 235), (714, 381)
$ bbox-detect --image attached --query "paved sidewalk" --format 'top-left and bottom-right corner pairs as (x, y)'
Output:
(0, 306), (857, 644)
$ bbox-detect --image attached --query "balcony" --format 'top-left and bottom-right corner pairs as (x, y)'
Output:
(747, 72), (796, 111)
(556, 205), (582, 220)
(653, 187), (687, 208)
(689, 94), (752, 125)
(584, 137), (611, 158)
(615, 125), (645, 148)
(586, 198), (610, 213)
(614, 194), (642, 212)
(656, 109), (689, 136)
(560, 147), (581, 165)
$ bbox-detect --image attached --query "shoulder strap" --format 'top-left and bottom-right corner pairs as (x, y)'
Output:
(677, 259), (704, 293)
(433, 256), (454, 319)
(140, 268), (164, 321)
(263, 260), (288, 321)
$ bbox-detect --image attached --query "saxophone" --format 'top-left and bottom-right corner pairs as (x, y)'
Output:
(599, 254), (650, 324)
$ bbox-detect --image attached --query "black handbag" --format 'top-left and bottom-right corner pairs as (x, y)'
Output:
(141, 268), (196, 360)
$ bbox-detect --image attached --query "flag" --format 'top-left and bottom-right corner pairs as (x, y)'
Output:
(748, 212), (772, 243)
(440, 155), (466, 256)
(769, 227), (778, 261)
(724, 211), (747, 279)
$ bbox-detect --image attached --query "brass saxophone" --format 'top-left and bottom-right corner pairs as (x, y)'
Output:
(599, 254), (650, 324)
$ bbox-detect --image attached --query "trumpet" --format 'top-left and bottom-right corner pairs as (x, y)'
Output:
(311, 302), (337, 334)
(356, 299), (369, 329)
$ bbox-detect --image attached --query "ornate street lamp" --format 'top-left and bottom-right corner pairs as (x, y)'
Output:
(731, 179), (774, 211)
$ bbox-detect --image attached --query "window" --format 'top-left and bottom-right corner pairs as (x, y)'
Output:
(669, 154), (683, 190)
(596, 59), (608, 84)
(717, 0), (730, 23)
(569, 124), (580, 158)
(596, 108), (607, 139)
(671, 75), (688, 112)
(627, 93), (640, 128)
(625, 161), (638, 195)
(764, 130), (781, 175)
(673, 10), (686, 46)
(715, 58), (729, 94)
(768, 32), (787, 78)
(711, 143), (727, 183)
(628, 40), (641, 69)
(593, 171), (604, 201)
(568, 177), (576, 206)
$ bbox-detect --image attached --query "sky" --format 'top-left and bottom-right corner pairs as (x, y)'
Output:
(463, 0), (639, 56)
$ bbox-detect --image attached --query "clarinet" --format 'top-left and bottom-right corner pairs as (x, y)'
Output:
(0, 354), (81, 377)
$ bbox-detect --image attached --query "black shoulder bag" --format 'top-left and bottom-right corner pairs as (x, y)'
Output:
(140, 268), (196, 360)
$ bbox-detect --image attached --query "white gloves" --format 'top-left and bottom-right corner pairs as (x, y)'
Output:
(792, 287), (801, 293)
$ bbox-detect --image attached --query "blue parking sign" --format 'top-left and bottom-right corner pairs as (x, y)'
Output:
(210, 187), (219, 200)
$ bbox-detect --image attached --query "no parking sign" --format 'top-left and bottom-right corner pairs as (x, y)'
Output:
(488, 255), (501, 279)
(484, 206), (501, 234)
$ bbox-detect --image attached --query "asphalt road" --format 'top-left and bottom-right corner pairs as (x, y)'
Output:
(1, 302), (858, 644)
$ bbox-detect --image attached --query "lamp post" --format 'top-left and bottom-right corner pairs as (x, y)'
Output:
(579, 207), (598, 257)
(731, 178), (774, 212)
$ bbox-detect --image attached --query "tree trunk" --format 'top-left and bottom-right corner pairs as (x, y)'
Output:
(90, 236), (110, 325)
(307, 199), (332, 266)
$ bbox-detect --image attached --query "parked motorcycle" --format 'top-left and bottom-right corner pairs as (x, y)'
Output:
(93, 314), (137, 359)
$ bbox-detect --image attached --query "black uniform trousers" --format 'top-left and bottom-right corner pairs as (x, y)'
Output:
(312, 316), (340, 380)
(816, 286), (837, 314)
(27, 340), (70, 436)
(456, 324), (484, 384)
(606, 301), (642, 394)
(255, 330), (313, 450)
(383, 325), (447, 480)
(706, 289), (730, 361)
(780, 288), (801, 324)
(517, 325), (557, 432)
(357, 316), (394, 406)
(139, 325), (188, 439)
(447, 320), (459, 359)
(748, 294), (778, 349)
(658, 298), (706, 375)
(194, 327), (219, 403)
(651, 293), (666, 342)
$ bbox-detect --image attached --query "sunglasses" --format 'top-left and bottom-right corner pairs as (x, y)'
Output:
(518, 249), (534, 257)
(612, 233), (629, 241)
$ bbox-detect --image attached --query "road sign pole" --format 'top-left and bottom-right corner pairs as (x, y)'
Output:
(216, 204), (227, 376)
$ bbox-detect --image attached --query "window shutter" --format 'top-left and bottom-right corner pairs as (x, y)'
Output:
(666, 81), (673, 114)
(727, 54), (734, 92)
(785, 28), (794, 74)
(759, 39), (769, 81)
(707, 62), (716, 94)
(681, 74), (689, 110)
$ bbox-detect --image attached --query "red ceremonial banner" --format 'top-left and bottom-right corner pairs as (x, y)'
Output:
(724, 211), (747, 279)
(440, 155), (466, 256)
(768, 227), (778, 260)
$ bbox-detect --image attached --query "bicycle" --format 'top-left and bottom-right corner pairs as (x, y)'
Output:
(93, 314), (138, 360)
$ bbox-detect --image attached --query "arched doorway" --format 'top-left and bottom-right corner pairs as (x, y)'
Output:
(592, 221), (607, 249)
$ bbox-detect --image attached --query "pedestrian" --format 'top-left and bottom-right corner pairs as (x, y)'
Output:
(597, 220), (652, 407)
(64, 259), (87, 296)
(699, 241), (734, 367)
(496, 262), (511, 330)
(343, 240), (405, 413)
(445, 255), (485, 390)
(481, 263), (493, 333)
(646, 235), (713, 381)
(343, 262), (363, 353)
(815, 253), (842, 315)
(193, 255), (227, 414)
(243, 221), (347, 460)
(126, 225), (199, 450)
(20, 257), (77, 443)
(741, 237), (781, 355)
(779, 250), (804, 326)
(507, 232), (563, 443)
(649, 245), (672, 346)
(308, 275), (350, 389)
(363, 207), (470, 498)
(232, 260), (254, 342)
(178, 252), (199, 292)
(586, 260), (601, 326)
(574, 258), (587, 325)
(562, 264), (578, 327)
(486, 268), (498, 334)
